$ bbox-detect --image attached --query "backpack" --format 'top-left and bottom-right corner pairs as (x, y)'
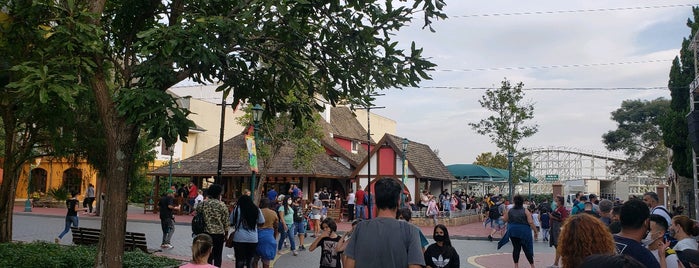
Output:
(488, 204), (501, 219)
(192, 209), (206, 235)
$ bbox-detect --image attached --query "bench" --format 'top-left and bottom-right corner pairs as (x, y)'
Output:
(70, 227), (155, 253)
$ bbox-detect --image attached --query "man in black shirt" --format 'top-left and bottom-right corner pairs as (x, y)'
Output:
(158, 189), (180, 248)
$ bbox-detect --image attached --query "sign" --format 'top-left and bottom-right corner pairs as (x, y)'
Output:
(245, 135), (258, 172)
(545, 174), (559, 181)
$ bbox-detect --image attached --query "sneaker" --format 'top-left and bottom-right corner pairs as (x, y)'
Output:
(292, 250), (298, 256)
(160, 244), (167, 248)
(164, 244), (174, 249)
(299, 245), (306, 251)
(54, 238), (60, 244)
(488, 235), (493, 242)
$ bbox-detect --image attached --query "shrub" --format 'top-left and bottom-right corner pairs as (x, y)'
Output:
(0, 242), (181, 268)
(48, 187), (70, 201)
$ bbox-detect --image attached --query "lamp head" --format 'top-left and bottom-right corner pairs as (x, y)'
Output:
(252, 104), (263, 122)
(402, 138), (408, 151)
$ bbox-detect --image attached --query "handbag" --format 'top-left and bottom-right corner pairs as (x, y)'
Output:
(225, 207), (240, 248)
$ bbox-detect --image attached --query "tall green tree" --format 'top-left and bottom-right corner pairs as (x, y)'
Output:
(3, 0), (446, 267)
(662, 7), (699, 179)
(469, 79), (538, 154)
(603, 98), (670, 177)
(470, 78), (538, 193)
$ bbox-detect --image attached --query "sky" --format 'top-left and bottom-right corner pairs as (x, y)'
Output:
(371, 1), (697, 165)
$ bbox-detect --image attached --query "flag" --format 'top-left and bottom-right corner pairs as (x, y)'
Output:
(246, 135), (258, 172)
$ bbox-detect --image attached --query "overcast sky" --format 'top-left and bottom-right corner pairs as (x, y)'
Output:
(371, 1), (695, 165)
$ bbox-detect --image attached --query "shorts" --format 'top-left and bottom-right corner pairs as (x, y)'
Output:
(294, 221), (306, 234)
(312, 214), (321, 220)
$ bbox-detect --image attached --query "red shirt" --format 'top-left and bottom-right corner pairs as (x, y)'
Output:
(188, 184), (198, 199)
(355, 189), (365, 205)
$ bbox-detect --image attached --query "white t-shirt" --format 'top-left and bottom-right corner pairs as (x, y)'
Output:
(347, 193), (356, 205)
(674, 238), (699, 251)
(194, 194), (204, 208)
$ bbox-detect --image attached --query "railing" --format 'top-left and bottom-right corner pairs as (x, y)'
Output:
(411, 208), (481, 219)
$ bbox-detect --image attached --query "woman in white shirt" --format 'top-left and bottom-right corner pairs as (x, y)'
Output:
(670, 215), (699, 251)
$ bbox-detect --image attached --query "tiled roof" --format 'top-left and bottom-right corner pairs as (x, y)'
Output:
(382, 134), (455, 181)
(325, 107), (373, 143)
(149, 133), (351, 178)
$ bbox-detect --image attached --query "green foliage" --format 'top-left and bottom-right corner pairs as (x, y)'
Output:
(662, 7), (699, 179)
(469, 78), (538, 154)
(0, 242), (181, 268)
(603, 98), (670, 177)
(473, 152), (507, 169)
(47, 187), (69, 201)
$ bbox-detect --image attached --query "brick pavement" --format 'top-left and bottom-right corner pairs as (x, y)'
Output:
(13, 205), (542, 267)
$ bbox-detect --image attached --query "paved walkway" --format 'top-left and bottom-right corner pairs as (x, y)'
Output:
(13, 204), (548, 267)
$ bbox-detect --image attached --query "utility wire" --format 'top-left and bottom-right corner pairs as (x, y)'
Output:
(452, 4), (698, 18)
(411, 86), (673, 91)
(435, 59), (673, 72)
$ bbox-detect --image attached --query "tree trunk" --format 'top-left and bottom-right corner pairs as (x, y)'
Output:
(91, 70), (138, 267)
(0, 107), (21, 243)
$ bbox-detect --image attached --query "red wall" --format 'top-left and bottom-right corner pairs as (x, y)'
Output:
(378, 147), (395, 176)
(334, 138), (351, 151)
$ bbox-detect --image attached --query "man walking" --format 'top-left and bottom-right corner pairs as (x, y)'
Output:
(643, 191), (672, 227)
(197, 184), (229, 267)
(344, 177), (425, 268)
(355, 185), (365, 220)
(158, 189), (180, 249)
(347, 189), (355, 221)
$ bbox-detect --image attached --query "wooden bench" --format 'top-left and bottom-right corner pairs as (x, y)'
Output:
(70, 227), (155, 253)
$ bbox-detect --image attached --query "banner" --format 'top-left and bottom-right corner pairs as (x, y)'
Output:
(245, 135), (258, 172)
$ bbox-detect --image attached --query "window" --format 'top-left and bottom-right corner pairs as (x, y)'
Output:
(351, 141), (359, 153)
(63, 168), (83, 195)
(161, 141), (173, 156)
(31, 169), (48, 193)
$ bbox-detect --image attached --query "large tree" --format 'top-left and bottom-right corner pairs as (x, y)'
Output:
(603, 98), (670, 177)
(469, 78), (538, 193)
(663, 7), (699, 179)
(2, 0), (446, 267)
(473, 152), (507, 169)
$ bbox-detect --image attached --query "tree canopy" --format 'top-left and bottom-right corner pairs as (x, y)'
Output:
(603, 98), (670, 177)
(0, 0), (446, 266)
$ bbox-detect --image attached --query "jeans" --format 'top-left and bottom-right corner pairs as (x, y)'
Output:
(277, 223), (296, 250)
(355, 205), (366, 220)
(160, 217), (175, 245)
(58, 216), (78, 239)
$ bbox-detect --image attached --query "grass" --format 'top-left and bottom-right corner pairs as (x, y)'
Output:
(0, 241), (182, 268)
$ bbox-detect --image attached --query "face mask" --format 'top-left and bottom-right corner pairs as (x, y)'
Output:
(641, 232), (653, 247)
(670, 229), (677, 238)
(433, 234), (446, 242)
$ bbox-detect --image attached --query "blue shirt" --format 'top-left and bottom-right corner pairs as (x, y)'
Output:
(614, 235), (660, 268)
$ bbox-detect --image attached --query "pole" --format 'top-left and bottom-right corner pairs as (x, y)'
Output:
(168, 150), (173, 188)
(216, 98), (226, 186)
(251, 120), (259, 200)
(401, 145), (406, 209)
(508, 152), (514, 199)
(528, 165), (531, 200)
(24, 164), (33, 212)
(367, 107), (372, 219)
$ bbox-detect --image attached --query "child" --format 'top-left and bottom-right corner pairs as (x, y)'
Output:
(531, 208), (541, 241)
(540, 208), (550, 242)
(309, 218), (342, 268)
(180, 233), (216, 268)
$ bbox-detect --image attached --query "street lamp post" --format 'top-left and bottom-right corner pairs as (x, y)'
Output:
(24, 158), (41, 212)
(507, 152), (514, 199)
(401, 138), (408, 209)
(528, 164), (532, 201)
(250, 104), (264, 200)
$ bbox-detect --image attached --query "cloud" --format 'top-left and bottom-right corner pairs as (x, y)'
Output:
(374, 1), (690, 164)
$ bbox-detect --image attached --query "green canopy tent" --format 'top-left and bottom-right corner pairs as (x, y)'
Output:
(446, 164), (508, 195)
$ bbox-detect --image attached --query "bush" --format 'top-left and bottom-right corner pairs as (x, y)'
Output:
(48, 187), (70, 201)
(0, 242), (182, 268)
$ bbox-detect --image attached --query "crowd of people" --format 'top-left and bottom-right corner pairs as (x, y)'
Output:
(478, 190), (699, 268)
